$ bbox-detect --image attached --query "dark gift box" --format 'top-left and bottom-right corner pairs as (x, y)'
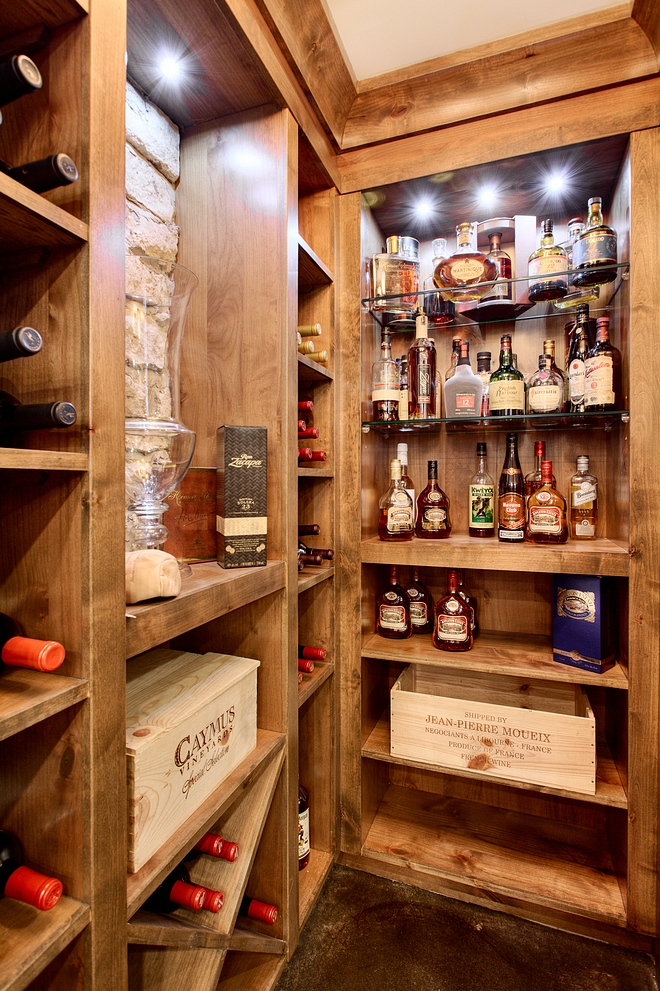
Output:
(552, 574), (617, 674)
(216, 426), (267, 568)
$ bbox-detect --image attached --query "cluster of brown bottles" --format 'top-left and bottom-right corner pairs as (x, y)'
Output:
(298, 400), (326, 463)
(297, 522), (333, 570)
(375, 565), (477, 652)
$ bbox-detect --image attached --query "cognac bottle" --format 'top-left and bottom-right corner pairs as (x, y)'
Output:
(397, 442), (416, 522)
(0, 830), (62, 910)
(526, 460), (568, 544)
(433, 570), (473, 652)
(433, 222), (498, 302)
(375, 565), (412, 639)
(416, 459), (451, 538)
(0, 612), (65, 672)
(378, 459), (413, 541)
(404, 567), (434, 634)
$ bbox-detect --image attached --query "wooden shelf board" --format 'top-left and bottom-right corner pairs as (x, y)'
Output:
(297, 466), (334, 477)
(0, 0), (87, 37)
(363, 711), (627, 808)
(125, 560), (286, 658)
(297, 353), (333, 383)
(0, 670), (89, 742)
(361, 630), (628, 690)
(298, 234), (333, 288)
(0, 174), (88, 250)
(126, 730), (285, 918)
(0, 896), (90, 991)
(362, 784), (626, 927)
(126, 913), (285, 955)
(298, 661), (334, 708)
(361, 535), (630, 577)
(216, 951), (287, 991)
(298, 566), (334, 593)
(0, 449), (87, 471)
(298, 848), (334, 929)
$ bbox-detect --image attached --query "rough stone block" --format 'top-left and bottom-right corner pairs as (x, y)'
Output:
(126, 144), (176, 224)
(126, 81), (180, 182)
(126, 201), (179, 261)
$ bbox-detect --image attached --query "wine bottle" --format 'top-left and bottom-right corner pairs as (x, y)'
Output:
(298, 645), (326, 661)
(0, 391), (76, 433)
(306, 350), (327, 363)
(0, 612), (65, 672)
(298, 524), (320, 536)
(142, 865), (207, 913)
(298, 784), (310, 871)
(298, 447), (312, 461)
(0, 326), (42, 363)
(2, 153), (78, 193)
(183, 832), (239, 863)
(298, 541), (333, 561)
(298, 324), (322, 336)
(0, 830), (62, 910)
(298, 400), (314, 413)
(239, 895), (278, 924)
(298, 427), (319, 439)
(298, 549), (323, 570)
(0, 55), (42, 108)
(199, 886), (224, 913)
(297, 420), (307, 432)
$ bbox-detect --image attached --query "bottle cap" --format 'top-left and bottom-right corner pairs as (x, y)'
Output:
(391, 459), (402, 479)
(476, 442), (487, 455)
(428, 459), (438, 477)
(541, 460), (553, 482)
(170, 879), (206, 910)
(431, 237), (447, 260)
(577, 455), (590, 472)
(15, 55), (42, 91)
(4, 865), (63, 910)
(396, 443), (408, 464)
(534, 440), (545, 457)
(245, 898), (278, 924)
(542, 219), (553, 234)
(2, 636), (65, 672)
(13, 327), (42, 356)
(506, 433), (517, 444)
(500, 334), (512, 347)
(201, 887), (224, 913)
(298, 658), (315, 673)
(458, 342), (470, 363)
(588, 196), (602, 207)
(542, 339), (555, 355)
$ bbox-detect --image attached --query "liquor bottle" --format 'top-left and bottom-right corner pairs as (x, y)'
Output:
(371, 236), (420, 314)
(298, 524), (320, 535)
(584, 316), (622, 411)
(572, 197), (618, 287)
(408, 309), (436, 419)
(183, 832), (239, 863)
(371, 330), (400, 421)
(0, 55), (42, 107)
(298, 548), (322, 570)
(570, 455), (598, 540)
(298, 426), (319, 439)
(298, 783), (310, 870)
(375, 565), (412, 639)
(0, 326), (42, 362)
(433, 222), (498, 302)
(480, 231), (513, 303)
(239, 895), (278, 924)
(497, 433), (526, 542)
(378, 460), (413, 541)
(0, 391), (77, 434)
(553, 217), (601, 310)
(456, 570), (479, 639)
(298, 541), (333, 560)
(424, 239), (455, 326)
(0, 830), (63, 910)
(398, 356), (410, 419)
(476, 352), (491, 416)
(0, 613), (65, 672)
(526, 460), (569, 544)
(397, 443), (416, 521)
(443, 341), (483, 418)
(444, 336), (462, 381)
(143, 865), (207, 913)
(527, 219), (568, 302)
(488, 335), (525, 416)
(298, 324), (322, 336)
(542, 339), (566, 400)
(524, 441), (556, 509)
(2, 154), (79, 193)
(299, 645), (326, 661)
(404, 567), (434, 634)
(432, 570), (473, 651)
(526, 355), (564, 414)
(566, 304), (592, 413)
(298, 400), (314, 414)
(416, 459), (451, 538)
(468, 442), (495, 538)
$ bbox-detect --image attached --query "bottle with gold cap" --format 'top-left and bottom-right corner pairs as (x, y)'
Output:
(378, 459), (413, 541)
(572, 197), (618, 287)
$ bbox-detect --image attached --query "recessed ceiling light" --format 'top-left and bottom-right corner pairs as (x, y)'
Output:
(159, 55), (182, 80)
(415, 199), (433, 219)
(477, 185), (497, 210)
(547, 173), (565, 194)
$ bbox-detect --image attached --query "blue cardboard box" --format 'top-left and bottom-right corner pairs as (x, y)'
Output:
(552, 574), (617, 674)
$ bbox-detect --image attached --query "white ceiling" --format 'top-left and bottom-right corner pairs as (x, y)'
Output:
(322, 0), (628, 81)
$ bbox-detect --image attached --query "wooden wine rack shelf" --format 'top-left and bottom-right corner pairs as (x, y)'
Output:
(0, 670), (88, 742)
(0, 174), (88, 250)
(0, 896), (90, 991)
(0, 0), (87, 36)
(298, 660), (334, 708)
(0, 450), (88, 471)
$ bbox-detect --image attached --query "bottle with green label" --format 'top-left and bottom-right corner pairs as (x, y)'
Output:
(468, 441), (495, 538)
(488, 335), (525, 416)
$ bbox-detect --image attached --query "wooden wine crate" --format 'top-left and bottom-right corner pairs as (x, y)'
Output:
(390, 665), (596, 794)
(126, 648), (259, 872)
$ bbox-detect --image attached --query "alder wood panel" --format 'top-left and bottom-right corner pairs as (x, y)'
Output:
(298, 235), (333, 289)
(125, 561), (286, 658)
(0, 670), (88, 742)
(0, 0), (87, 37)
(297, 353), (333, 383)
(0, 897), (90, 991)
(364, 713), (627, 809)
(298, 661), (334, 708)
(215, 952), (286, 991)
(0, 451), (87, 471)
(127, 945), (225, 991)
(299, 676), (335, 859)
(127, 914), (286, 954)
(632, 0), (660, 57)
(298, 849), (333, 928)
(363, 785), (626, 926)
(297, 566), (334, 593)
(0, 171), (87, 251)
(361, 631), (629, 690)
(297, 468), (333, 477)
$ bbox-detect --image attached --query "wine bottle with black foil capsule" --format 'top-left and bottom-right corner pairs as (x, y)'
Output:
(404, 567), (434, 634)
(298, 784), (310, 871)
(0, 391), (76, 437)
(0, 55), (42, 108)
(298, 548), (323, 570)
(298, 541), (333, 561)
(378, 459), (413, 541)
(488, 335), (525, 416)
(408, 309), (436, 419)
(416, 460), (451, 538)
(468, 442), (495, 538)
(526, 460), (568, 544)
(375, 565), (412, 639)
(1, 154), (78, 194)
(0, 612), (65, 672)
(0, 326), (42, 363)
(142, 865), (207, 914)
(433, 570), (473, 652)
(456, 570), (479, 639)
(239, 895), (278, 924)
(182, 832), (239, 864)
(0, 830), (63, 910)
(498, 433), (525, 542)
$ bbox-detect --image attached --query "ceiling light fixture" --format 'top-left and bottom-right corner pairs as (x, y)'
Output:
(477, 185), (497, 211)
(414, 199), (434, 219)
(159, 55), (182, 81)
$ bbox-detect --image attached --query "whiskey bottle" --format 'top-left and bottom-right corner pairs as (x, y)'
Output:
(526, 460), (568, 544)
(375, 565), (412, 639)
(0, 830), (62, 910)
(488, 335), (525, 416)
(456, 570), (479, 639)
(542, 339), (566, 401)
(476, 352), (491, 416)
(432, 570), (473, 652)
(371, 236), (420, 314)
(0, 55), (42, 107)
(567, 304), (592, 412)
(572, 197), (618, 287)
(378, 459), (413, 541)
(404, 566), (434, 634)
(298, 524), (320, 535)
(570, 455), (598, 540)
(553, 218), (601, 309)
(298, 783), (310, 871)
(469, 442), (495, 538)
(371, 329), (400, 421)
(0, 326), (42, 362)
(584, 316), (622, 411)
(3, 153), (79, 193)
(0, 613), (65, 672)
(416, 459), (451, 538)
(526, 355), (564, 414)
(527, 219), (568, 302)
(433, 222), (498, 302)
(524, 441), (556, 509)
(0, 391), (77, 435)
(408, 309), (436, 419)
(443, 341), (483, 418)
(480, 231), (512, 303)
(497, 433), (525, 542)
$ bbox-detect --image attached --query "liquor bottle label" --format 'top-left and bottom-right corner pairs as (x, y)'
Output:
(435, 614), (468, 641)
(572, 482), (597, 507)
(378, 604), (407, 631)
(399, 389), (409, 416)
(387, 504), (413, 532)
(528, 255), (568, 286)
(572, 233), (617, 268)
(528, 384), (562, 412)
(469, 484), (494, 528)
(584, 355), (614, 406)
(569, 359), (585, 401)
(416, 366), (431, 403)
(482, 280), (512, 302)
(572, 517), (596, 537)
(447, 257), (485, 282)
(453, 393), (477, 413)
(405, 488), (416, 522)
(410, 602), (428, 626)
(298, 808), (310, 859)
(529, 505), (562, 533)
(489, 380), (525, 412)
(372, 386), (399, 402)
(498, 493), (525, 530)
(421, 507), (447, 529)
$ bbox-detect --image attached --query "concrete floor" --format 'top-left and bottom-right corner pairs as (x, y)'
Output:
(275, 866), (657, 991)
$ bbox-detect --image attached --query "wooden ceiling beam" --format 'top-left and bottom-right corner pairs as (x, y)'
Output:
(632, 0), (660, 58)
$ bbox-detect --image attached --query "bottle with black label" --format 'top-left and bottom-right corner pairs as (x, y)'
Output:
(498, 433), (525, 542)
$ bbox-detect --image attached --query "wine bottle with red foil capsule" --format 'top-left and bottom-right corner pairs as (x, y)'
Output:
(0, 830), (63, 910)
(183, 832), (239, 864)
(298, 784), (310, 871)
(303, 451), (326, 462)
(0, 327), (42, 363)
(198, 886), (224, 913)
(239, 895), (278, 924)
(143, 865), (207, 914)
(0, 391), (77, 435)
(298, 541), (333, 561)
(298, 448), (313, 461)
(298, 427), (319, 439)
(298, 644), (326, 672)
(0, 613), (65, 672)
(298, 401), (314, 414)
(298, 524), (320, 536)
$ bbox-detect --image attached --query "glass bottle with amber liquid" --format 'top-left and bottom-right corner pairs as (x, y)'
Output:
(376, 565), (412, 639)
(408, 309), (436, 419)
(526, 460), (568, 544)
(416, 459), (451, 538)
(469, 442), (495, 538)
(570, 455), (598, 540)
(524, 440), (556, 511)
(527, 219), (568, 303)
(433, 222), (498, 302)
(488, 335), (525, 416)
(456, 569), (479, 639)
(378, 459), (413, 541)
(371, 329), (400, 421)
(433, 570), (473, 652)
(404, 567), (434, 634)
(567, 304), (592, 413)
(584, 316), (622, 411)
(498, 433), (525, 542)
(572, 196), (618, 287)
(480, 231), (512, 302)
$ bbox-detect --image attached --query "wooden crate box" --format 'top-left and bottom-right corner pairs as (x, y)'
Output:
(126, 648), (259, 872)
(390, 665), (596, 794)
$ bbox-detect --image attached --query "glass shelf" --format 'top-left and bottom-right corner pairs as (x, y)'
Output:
(362, 410), (630, 434)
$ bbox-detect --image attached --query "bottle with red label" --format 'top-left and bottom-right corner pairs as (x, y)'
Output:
(526, 461), (569, 544)
(432, 570), (473, 651)
(0, 830), (63, 910)
(443, 341), (483, 419)
(416, 460), (451, 538)
(0, 613), (66, 672)
(404, 567), (434, 634)
(497, 433), (525, 542)
(378, 459), (413, 541)
(375, 565), (412, 639)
